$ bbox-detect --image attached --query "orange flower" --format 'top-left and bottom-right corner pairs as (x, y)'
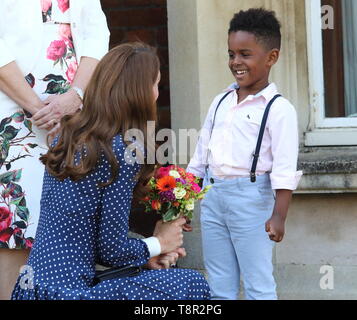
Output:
(151, 200), (162, 211)
(157, 176), (176, 192)
(173, 202), (180, 208)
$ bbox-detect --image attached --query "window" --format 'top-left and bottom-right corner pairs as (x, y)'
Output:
(305, 0), (357, 146)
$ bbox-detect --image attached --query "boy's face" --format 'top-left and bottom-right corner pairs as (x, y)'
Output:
(228, 31), (279, 91)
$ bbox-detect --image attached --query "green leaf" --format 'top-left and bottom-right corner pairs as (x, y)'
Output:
(41, 74), (66, 83)
(0, 125), (20, 140)
(25, 73), (35, 88)
(0, 241), (9, 249)
(27, 144), (38, 149)
(0, 169), (22, 184)
(10, 195), (25, 207)
(0, 117), (12, 134)
(162, 208), (178, 222)
(12, 221), (27, 229)
(16, 205), (29, 222)
(11, 112), (25, 123)
(24, 119), (33, 132)
(43, 81), (62, 94)
(1, 140), (10, 167)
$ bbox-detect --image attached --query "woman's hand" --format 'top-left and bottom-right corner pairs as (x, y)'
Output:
(153, 217), (186, 254)
(146, 248), (187, 270)
(32, 89), (82, 130)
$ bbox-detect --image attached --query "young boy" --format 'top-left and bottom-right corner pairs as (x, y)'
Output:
(187, 8), (302, 300)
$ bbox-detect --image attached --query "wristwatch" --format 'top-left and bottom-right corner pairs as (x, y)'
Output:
(71, 86), (84, 101)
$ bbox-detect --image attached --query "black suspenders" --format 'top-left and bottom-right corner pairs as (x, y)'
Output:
(207, 91), (282, 183)
(250, 94), (281, 182)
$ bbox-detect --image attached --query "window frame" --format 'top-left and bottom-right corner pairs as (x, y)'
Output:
(305, 0), (357, 146)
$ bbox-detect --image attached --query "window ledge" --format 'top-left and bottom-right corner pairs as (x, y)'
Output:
(296, 147), (357, 194)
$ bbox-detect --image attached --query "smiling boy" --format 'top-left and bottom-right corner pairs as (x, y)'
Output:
(187, 8), (302, 300)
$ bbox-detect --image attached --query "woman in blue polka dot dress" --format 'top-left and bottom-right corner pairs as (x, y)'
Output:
(11, 43), (211, 300)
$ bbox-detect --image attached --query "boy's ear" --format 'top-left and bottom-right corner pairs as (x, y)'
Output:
(267, 49), (280, 67)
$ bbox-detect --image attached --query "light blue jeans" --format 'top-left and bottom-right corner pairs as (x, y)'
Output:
(200, 171), (277, 300)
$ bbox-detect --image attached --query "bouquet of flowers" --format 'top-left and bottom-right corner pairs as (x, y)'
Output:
(140, 165), (212, 222)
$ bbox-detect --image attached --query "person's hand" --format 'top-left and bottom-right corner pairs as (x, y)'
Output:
(146, 248), (187, 270)
(33, 89), (82, 130)
(265, 213), (286, 243)
(146, 252), (178, 270)
(153, 217), (186, 254)
(183, 221), (193, 232)
(47, 122), (62, 143)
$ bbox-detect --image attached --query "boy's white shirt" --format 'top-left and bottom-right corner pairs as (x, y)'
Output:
(187, 83), (303, 191)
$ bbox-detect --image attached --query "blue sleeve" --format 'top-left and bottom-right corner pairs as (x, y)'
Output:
(96, 136), (150, 267)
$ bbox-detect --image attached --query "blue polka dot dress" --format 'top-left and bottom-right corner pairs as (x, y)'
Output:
(11, 135), (211, 300)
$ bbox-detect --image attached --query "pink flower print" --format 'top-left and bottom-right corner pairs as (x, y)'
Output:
(41, 0), (52, 13)
(59, 24), (72, 41)
(47, 40), (67, 61)
(57, 0), (70, 13)
(0, 207), (13, 232)
(66, 61), (78, 84)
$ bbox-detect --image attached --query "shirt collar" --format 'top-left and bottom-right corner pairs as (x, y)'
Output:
(226, 82), (279, 102)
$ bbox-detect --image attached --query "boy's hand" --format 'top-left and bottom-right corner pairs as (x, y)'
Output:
(265, 213), (285, 243)
(266, 189), (292, 243)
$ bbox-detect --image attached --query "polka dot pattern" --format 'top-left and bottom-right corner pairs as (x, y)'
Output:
(11, 135), (210, 300)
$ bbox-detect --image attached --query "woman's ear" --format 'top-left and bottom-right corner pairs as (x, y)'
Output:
(267, 49), (280, 67)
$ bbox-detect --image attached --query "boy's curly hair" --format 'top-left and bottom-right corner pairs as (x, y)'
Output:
(229, 8), (281, 51)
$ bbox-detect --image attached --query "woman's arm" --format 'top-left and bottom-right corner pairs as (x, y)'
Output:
(33, 57), (99, 129)
(0, 61), (44, 114)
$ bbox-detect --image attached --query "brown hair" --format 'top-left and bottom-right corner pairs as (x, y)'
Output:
(40, 42), (160, 196)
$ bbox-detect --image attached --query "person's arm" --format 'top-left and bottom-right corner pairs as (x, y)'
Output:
(266, 99), (303, 243)
(33, 0), (110, 130)
(33, 57), (99, 129)
(97, 136), (184, 268)
(0, 61), (44, 115)
(265, 189), (292, 242)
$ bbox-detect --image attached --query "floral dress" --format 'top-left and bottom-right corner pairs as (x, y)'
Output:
(0, 0), (78, 249)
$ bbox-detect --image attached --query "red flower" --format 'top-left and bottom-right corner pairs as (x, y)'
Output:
(0, 207), (13, 232)
(47, 40), (67, 61)
(151, 200), (162, 211)
(57, 0), (69, 13)
(0, 228), (13, 243)
(155, 167), (171, 179)
(157, 176), (176, 192)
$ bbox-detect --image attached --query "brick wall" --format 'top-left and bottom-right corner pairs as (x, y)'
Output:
(101, 0), (171, 130)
